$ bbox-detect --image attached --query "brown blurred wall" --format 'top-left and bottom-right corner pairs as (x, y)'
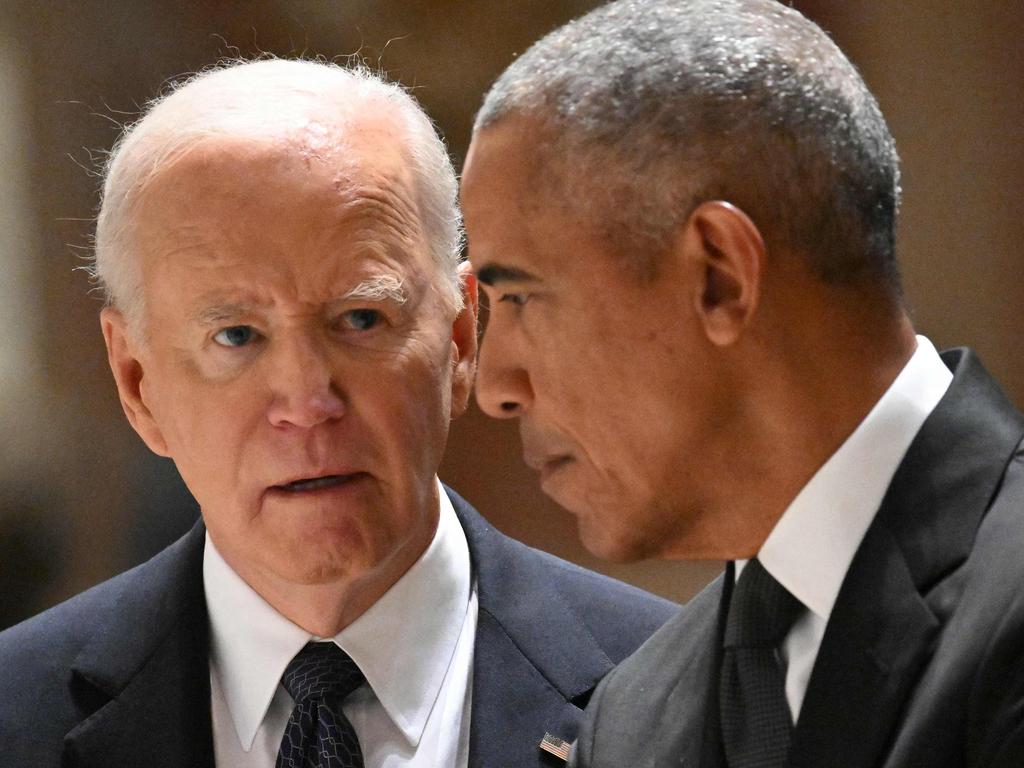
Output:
(0, 0), (1020, 622)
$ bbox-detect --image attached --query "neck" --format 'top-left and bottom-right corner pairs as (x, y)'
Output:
(670, 282), (917, 560)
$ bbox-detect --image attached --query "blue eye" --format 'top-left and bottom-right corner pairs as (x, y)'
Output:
(213, 326), (255, 347)
(343, 309), (382, 331)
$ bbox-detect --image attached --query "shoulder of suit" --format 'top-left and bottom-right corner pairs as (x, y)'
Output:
(448, 485), (678, 634)
(601, 573), (721, 689)
(0, 521), (203, 668)
(484, 524), (678, 637)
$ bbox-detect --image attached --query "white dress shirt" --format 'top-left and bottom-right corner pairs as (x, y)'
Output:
(204, 479), (477, 768)
(737, 336), (952, 723)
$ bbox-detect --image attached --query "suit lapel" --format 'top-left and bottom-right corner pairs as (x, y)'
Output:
(660, 615), (723, 768)
(471, 608), (595, 767)
(697, 569), (731, 768)
(647, 573), (730, 768)
(447, 489), (616, 767)
(566, 572), (726, 768)
(63, 521), (214, 768)
(792, 349), (1024, 768)
(791, 523), (938, 767)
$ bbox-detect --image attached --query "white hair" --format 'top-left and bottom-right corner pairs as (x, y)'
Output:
(90, 57), (463, 327)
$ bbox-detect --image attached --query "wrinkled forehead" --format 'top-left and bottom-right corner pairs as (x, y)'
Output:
(141, 111), (418, 202)
(125, 125), (435, 305)
(128, 119), (428, 261)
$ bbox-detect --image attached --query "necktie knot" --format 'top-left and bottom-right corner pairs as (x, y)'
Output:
(724, 559), (803, 649)
(281, 642), (365, 706)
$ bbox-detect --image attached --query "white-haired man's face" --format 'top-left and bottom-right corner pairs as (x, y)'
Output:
(102, 125), (476, 604)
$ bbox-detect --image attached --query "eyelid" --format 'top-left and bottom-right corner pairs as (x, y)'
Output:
(480, 281), (525, 299)
(499, 292), (529, 306)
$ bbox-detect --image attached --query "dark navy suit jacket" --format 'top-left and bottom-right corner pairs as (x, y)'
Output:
(573, 350), (1024, 768)
(0, 487), (676, 767)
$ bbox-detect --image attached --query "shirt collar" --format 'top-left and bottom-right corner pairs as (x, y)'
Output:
(751, 336), (952, 620)
(204, 478), (471, 751)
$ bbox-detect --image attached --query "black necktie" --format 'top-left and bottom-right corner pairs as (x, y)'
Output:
(719, 559), (804, 768)
(277, 642), (366, 768)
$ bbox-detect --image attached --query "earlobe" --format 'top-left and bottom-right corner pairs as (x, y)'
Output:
(448, 264), (480, 419)
(682, 201), (765, 346)
(100, 307), (170, 455)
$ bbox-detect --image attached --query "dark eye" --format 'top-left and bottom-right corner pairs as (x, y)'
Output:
(213, 325), (255, 347)
(499, 293), (529, 306)
(342, 309), (382, 331)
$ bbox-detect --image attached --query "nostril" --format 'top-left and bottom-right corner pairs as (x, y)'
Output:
(500, 401), (518, 413)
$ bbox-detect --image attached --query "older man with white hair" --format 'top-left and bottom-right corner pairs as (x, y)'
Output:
(0, 58), (674, 768)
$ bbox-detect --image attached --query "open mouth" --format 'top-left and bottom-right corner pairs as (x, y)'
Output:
(273, 473), (365, 493)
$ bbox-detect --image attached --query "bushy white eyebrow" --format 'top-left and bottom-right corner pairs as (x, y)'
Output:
(188, 275), (408, 327)
(341, 275), (408, 305)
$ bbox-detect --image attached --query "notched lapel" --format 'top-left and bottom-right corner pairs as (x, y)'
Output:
(585, 576), (728, 768)
(470, 608), (593, 768)
(791, 525), (939, 768)
(63, 521), (213, 768)
(792, 349), (1024, 768)
(448, 489), (625, 767)
(63, 636), (214, 768)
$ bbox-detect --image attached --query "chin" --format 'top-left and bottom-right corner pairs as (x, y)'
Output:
(273, 551), (369, 586)
(557, 486), (659, 563)
(266, 535), (373, 585)
(576, 516), (656, 564)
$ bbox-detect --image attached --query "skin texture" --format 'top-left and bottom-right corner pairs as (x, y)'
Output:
(461, 115), (916, 563)
(102, 118), (477, 636)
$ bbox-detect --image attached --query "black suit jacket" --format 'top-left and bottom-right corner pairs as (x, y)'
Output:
(0, 487), (676, 768)
(574, 349), (1024, 767)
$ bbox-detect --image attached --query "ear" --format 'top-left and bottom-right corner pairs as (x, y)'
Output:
(679, 201), (765, 346)
(448, 261), (479, 419)
(100, 307), (170, 456)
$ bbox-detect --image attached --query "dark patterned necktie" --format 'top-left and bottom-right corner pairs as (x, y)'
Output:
(276, 642), (366, 768)
(719, 559), (804, 768)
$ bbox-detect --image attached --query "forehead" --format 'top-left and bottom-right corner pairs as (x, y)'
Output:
(462, 118), (615, 279)
(130, 127), (433, 300)
(462, 116), (552, 215)
(137, 120), (420, 224)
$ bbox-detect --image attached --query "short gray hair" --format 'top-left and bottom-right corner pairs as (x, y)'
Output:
(476, 0), (902, 292)
(91, 57), (463, 326)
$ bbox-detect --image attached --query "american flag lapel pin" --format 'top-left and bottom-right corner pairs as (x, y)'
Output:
(539, 732), (573, 763)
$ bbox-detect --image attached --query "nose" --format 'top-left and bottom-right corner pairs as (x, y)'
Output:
(475, 321), (533, 419)
(265, 333), (346, 429)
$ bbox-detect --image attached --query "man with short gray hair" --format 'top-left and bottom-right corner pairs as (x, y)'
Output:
(461, 0), (1024, 765)
(0, 58), (675, 768)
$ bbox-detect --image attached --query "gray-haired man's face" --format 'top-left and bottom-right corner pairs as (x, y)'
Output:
(462, 117), (736, 563)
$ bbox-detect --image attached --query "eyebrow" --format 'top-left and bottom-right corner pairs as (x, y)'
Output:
(341, 275), (408, 305)
(475, 263), (541, 286)
(189, 277), (406, 327)
(191, 303), (254, 326)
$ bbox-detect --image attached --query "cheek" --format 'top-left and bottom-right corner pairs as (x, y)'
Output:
(147, 371), (263, 501)
(373, 356), (451, 443)
(362, 352), (454, 479)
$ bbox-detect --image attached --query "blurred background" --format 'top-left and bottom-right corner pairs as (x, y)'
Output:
(0, 0), (1021, 629)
